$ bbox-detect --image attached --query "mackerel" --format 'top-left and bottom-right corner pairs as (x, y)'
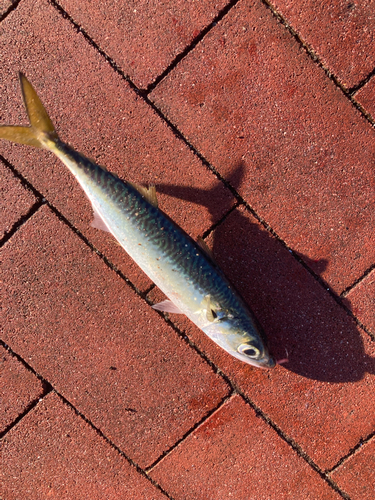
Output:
(0, 74), (275, 368)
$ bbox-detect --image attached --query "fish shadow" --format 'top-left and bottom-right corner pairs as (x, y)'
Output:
(155, 163), (375, 383)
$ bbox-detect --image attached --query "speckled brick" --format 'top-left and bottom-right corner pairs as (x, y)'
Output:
(0, 0), (14, 15)
(150, 395), (341, 500)
(355, 75), (375, 121)
(0, 392), (167, 500)
(330, 436), (375, 500)
(271, 0), (375, 89)
(150, 0), (375, 294)
(58, 0), (229, 89)
(1, 205), (230, 468)
(0, 160), (37, 240)
(344, 269), (375, 334)
(149, 206), (375, 470)
(0, 346), (44, 433)
(0, 0), (233, 292)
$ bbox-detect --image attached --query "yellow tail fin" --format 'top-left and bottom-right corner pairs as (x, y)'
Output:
(0, 73), (58, 149)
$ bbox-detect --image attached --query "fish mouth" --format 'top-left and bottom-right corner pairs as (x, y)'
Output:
(258, 355), (276, 369)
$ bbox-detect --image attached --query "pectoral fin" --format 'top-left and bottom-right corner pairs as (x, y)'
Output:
(152, 300), (183, 314)
(202, 295), (218, 322)
(91, 206), (112, 233)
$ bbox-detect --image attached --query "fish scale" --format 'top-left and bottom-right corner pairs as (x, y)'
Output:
(0, 74), (276, 369)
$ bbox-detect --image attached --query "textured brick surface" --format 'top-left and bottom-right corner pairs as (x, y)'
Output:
(330, 436), (375, 500)
(355, 75), (375, 120)
(0, 0), (14, 16)
(149, 206), (375, 470)
(150, 395), (341, 500)
(0, 346), (44, 433)
(0, 0), (233, 292)
(271, 0), (375, 89)
(150, 0), (375, 294)
(1, 205), (230, 468)
(0, 161), (36, 240)
(345, 269), (375, 335)
(0, 392), (167, 500)
(59, 0), (229, 89)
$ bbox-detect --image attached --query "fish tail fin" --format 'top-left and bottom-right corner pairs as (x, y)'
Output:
(0, 73), (59, 149)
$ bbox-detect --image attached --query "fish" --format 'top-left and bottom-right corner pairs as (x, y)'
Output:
(0, 73), (276, 369)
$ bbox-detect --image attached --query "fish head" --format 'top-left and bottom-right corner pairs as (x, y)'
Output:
(203, 316), (276, 369)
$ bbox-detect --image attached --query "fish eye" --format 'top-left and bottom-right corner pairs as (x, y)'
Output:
(237, 344), (261, 358)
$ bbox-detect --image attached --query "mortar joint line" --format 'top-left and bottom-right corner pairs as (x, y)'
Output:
(237, 390), (352, 500)
(0, 341), (53, 440)
(262, 0), (375, 128)
(325, 428), (375, 475)
(0, 340), (176, 499)
(144, 391), (234, 473)
(201, 201), (242, 240)
(349, 66), (375, 95)
(52, 390), (178, 500)
(0, 199), (44, 248)
(144, 0), (242, 94)
(341, 263), (375, 298)
(0, 0), (22, 22)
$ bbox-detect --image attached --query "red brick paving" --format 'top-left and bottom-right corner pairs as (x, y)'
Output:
(270, 0), (375, 89)
(0, 161), (36, 240)
(1, 392), (167, 500)
(150, 395), (341, 500)
(0, 0), (12, 17)
(355, 75), (375, 121)
(330, 436), (375, 500)
(2, 205), (230, 468)
(150, 0), (375, 295)
(0, 0), (232, 292)
(1, 0), (374, 498)
(149, 206), (375, 470)
(58, 0), (229, 89)
(0, 346), (44, 433)
(345, 269), (375, 335)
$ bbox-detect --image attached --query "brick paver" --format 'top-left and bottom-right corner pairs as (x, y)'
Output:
(355, 75), (375, 121)
(1, 392), (167, 500)
(150, 0), (375, 294)
(270, 0), (375, 89)
(345, 269), (375, 335)
(1, 205), (230, 468)
(0, 161), (37, 240)
(330, 436), (375, 500)
(0, 346), (44, 433)
(150, 395), (342, 500)
(0, 1), (12, 16)
(58, 0), (229, 89)
(0, 0), (233, 292)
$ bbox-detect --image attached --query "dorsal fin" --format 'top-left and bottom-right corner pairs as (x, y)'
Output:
(128, 182), (158, 207)
(197, 236), (215, 261)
